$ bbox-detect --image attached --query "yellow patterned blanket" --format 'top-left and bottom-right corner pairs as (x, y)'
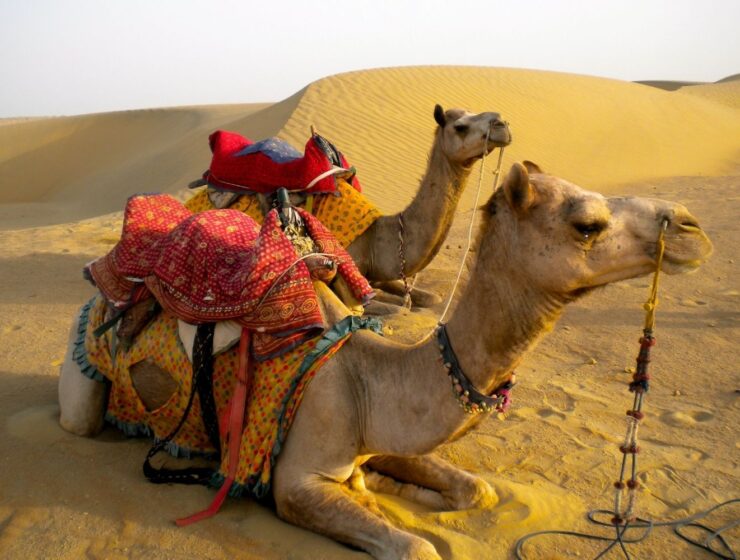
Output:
(185, 178), (381, 248)
(77, 294), (381, 498)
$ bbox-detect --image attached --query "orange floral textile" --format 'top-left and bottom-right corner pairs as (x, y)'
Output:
(80, 294), (381, 497)
(185, 178), (381, 249)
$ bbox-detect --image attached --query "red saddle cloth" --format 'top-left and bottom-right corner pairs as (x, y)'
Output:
(87, 194), (374, 359)
(86, 194), (193, 308)
(145, 208), (324, 335)
(202, 131), (362, 195)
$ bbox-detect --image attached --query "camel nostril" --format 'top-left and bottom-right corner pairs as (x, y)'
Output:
(678, 220), (701, 232)
(492, 120), (506, 129)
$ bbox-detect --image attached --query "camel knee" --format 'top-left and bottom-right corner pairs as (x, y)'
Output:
(58, 314), (107, 437)
(58, 362), (107, 436)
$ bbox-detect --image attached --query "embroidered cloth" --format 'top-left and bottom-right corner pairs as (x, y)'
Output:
(185, 178), (381, 249)
(85, 194), (374, 359)
(86, 194), (192, 308)
(79, 295), (382, 498)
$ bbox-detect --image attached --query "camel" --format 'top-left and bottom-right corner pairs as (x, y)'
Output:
(205, 105), (512, 308)
(58, 162), (712, 559)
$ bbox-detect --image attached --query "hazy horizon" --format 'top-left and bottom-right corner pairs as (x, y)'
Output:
(1, 0), (738, 118)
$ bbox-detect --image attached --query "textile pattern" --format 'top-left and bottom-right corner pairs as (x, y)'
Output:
(81, 294), (382, 497)
(185, 178), (381, 249)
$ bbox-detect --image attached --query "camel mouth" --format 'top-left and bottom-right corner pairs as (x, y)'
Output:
(661, 253), (708, 274)
(659, 227), (713, 274)
(487, 130), (512, 149)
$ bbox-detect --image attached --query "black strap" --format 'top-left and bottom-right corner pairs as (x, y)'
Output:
(193, 324), (221, 457)
(143, 323), (219, 485)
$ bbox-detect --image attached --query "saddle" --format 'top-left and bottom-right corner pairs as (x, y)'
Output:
(85, 192), (374, 359)
(200, 131), (362, 196)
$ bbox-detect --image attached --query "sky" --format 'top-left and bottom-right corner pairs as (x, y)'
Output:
(1, 0), (738, 117)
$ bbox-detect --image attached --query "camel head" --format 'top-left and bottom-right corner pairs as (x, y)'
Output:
(480, 162), (713, 299)
(433, 104), (512, 168)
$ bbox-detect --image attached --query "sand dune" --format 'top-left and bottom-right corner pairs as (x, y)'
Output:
(2, 67), (739, 225)
(0, 66), (738, 559)
(679, 80), (740, 109)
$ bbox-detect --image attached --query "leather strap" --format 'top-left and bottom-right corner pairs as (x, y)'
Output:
(176, 328), (252, 526)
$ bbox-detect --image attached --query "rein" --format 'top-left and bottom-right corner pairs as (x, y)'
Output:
(397, 127), (506, 312)
(437, 144), (505, 325)
(610, 219), (667, 530)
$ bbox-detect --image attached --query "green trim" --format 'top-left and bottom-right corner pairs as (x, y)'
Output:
(211, 315), (382, 499)
(72, 297), (108, 383)
(105, 412), (217, 460)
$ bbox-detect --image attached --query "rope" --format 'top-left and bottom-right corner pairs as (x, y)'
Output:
(398, 212), (413, 309)
(515, 501), (739, 560)
(437, 140), (505, 325)
(514, 219), (739, 559)
(254, 252), (337, 312)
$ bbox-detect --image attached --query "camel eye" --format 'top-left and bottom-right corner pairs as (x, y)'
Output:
(573, 221), (605, 239)
(454, 124), (469, 134)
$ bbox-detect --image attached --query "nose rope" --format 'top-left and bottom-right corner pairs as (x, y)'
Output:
(643, 219), (668, 331)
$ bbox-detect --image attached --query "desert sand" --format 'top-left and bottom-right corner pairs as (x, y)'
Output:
(0, 67), (738, 559)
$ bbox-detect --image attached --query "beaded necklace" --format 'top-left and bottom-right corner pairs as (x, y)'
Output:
(436, 324), (515, 414)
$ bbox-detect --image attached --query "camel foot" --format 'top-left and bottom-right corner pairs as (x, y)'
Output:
(371, 290), (406, 306)
(364, 300), (404, 316)
(390, 536), (441, 560)
(367, 454), (498, 511)
(364, 471), (447, 510)
(443, 473), (497, 510)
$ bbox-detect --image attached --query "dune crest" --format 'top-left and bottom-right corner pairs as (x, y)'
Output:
(2, 66), (739, 225)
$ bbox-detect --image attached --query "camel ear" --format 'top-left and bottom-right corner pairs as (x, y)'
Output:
(434, 104), (446, 127)
(503, 162), (534, 214)
(522, 160), (544, 175)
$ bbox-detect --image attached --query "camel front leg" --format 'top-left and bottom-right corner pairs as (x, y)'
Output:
(58, 311), (107, 436)
(366, 454), (497, 511)
(274, 472), (441, 560)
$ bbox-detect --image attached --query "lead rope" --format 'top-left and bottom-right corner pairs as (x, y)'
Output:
(398, 128), (506, 313)
(515, 219), (739, 559)
(437, 138), (505, 325)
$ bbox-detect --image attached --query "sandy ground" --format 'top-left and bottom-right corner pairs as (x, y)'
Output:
(0, 67), (738, 559)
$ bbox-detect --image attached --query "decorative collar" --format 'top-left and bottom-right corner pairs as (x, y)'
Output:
(436, 324), (515, 414)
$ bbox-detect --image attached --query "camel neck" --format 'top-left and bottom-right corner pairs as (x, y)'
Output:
(395, 134), (471, 275)
(441, 220), (566, 394)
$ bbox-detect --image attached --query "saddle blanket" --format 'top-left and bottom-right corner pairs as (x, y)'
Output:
(186, 178), (381, 249)
(86, 194), (374, 360)
(77, 294), (381, 498)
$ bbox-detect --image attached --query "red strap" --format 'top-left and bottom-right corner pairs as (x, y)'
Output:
(176, 328), (251, 527)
